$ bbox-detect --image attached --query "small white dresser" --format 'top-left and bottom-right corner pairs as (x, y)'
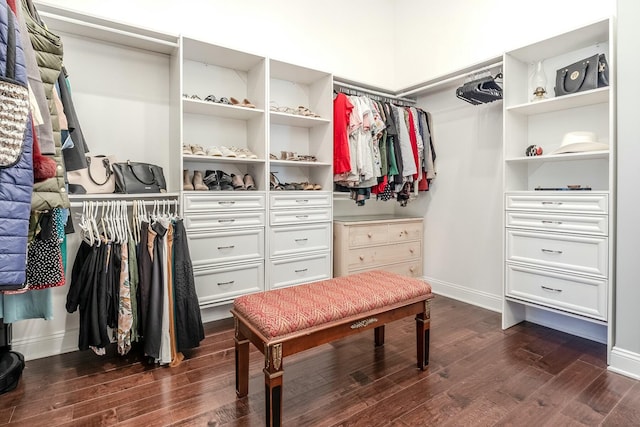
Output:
(333, 215), (424, 278)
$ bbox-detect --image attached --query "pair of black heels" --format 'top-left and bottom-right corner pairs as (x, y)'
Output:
(204, 170), (255, 191)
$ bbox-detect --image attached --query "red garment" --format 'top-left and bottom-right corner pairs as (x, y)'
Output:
(7, 0), (16, 13)
(333, 93), (353, 174)
(406, 108), (420, 180)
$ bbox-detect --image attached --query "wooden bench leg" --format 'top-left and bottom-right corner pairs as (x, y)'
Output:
(416, 299), (431, 370)
(264, 343), (283, 427)
(374, 325), (385, 347)
(234, 320), (249, 397)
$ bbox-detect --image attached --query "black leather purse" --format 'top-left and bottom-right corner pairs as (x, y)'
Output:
(555, 53), (609, 97)
(112, 161), (167, 193)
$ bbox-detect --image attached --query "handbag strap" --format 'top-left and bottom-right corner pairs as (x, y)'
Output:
(5, 8), (16, 80)
(127, 160), (157, 185)
(86, 156), (112, 186)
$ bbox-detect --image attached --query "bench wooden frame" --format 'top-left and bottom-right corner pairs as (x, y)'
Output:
(232, 294), (432, 426)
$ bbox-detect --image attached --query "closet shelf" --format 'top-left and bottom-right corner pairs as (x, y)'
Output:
(506, 151), (609, 163)
(506, 87), (609, 115)
(183, 155), (265, 165)
(270, 160), (331, 167)
(36, 10), (178, 55)
(183, 99), (264, 120)
(69, 192), (180, 205)
(270, 111), (330, 128)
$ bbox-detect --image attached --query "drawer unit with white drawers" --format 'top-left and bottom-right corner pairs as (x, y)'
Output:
(333, 215), (424, 278)
(267, 192), (332, 289)
(183, 192), (266, 306)
(504, 191), (609, 322)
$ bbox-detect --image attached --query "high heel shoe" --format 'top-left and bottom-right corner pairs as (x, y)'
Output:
(243, 174), (256, 190)
(270, 172), (284, 190)
(231, 174), (246, 190)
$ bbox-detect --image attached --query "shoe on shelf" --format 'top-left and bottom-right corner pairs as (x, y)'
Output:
(203, 170), (221, 191)
(269, 153), (278, 160)
(243, 174), (256, 190)
(182, 144), (193, 155)
(192, 170), (208, 191)
(219, 146), (237, 157)
(183, 170), (194, 191)
(230, 97), (241, 106)
(206, 146), (223, 156)
(191, 144), (206, 156)
(313, 183), (323, 190)
(301, 182), (315, 191)
(228, 146), (247, 158)
(209, 170), (234, 190)
(204, 95), (218, 103)
(231, 174), (246, 190)
(270, 172), (284, 190)
(242, 98), (255, 108)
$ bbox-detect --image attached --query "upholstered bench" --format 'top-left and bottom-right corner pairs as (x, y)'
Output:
(231, 270), (434, 426)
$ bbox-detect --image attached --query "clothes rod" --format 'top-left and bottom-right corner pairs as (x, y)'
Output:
(333, 80), (416, 104)
(396, 60), (503, 98)
(69, 197), (180, 209)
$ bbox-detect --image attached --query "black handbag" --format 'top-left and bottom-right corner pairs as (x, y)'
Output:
(555, 53), (609, 97)
(112, 161), (167, 194)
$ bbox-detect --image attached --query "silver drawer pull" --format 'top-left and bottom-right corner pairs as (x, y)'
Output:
(217, 245), (235, 250)
(294, 268), (308, 273)
(296, 215), (309, 219)
(541, 201), (563, 205)
(541, 285), (563, 293)
(294, 238), (308, 243)
(541, 248), (563, 254)
(295, 199), (309, 204)
(541, 220), (563, 225)
(217, 281), (235, 286)
(218, 219), (236, 223)
(218, 201), (236, 205)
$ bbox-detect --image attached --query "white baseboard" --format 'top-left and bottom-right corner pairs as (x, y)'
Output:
(422, 276), (502, 313)
(609, 346), (640, 380)
(11, 328), (80, 361)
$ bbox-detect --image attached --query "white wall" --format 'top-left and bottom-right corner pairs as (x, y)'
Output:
(402, 89), (504, 312)
(394, 0), (616, 89)
(611, 0), (640, 379)
(38, 0), (396, 89)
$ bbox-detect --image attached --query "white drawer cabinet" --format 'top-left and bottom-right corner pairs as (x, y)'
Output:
(504, 192), (609, 322)
(183, 192), (266, 307)
(269, 222), (331, 257)
(270, 207), (331, 225)
(269, 193), (331, 209)
(194, 261), (264, 308)
(269, 252), (331, 289)
(334, 216), (423, 277)
(506, 264), (607, 320)
(506, 230), (608, 277)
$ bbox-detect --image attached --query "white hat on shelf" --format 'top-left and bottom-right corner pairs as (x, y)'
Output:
(551, 131), (609, 154)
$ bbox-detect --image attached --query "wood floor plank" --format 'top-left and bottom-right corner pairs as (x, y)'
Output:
(601, 381), (640, 426)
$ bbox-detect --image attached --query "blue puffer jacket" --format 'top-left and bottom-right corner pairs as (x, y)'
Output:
(0, 1), (34, 288)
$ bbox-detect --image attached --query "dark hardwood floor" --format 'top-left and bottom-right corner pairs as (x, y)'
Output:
(1, 295), (639, 426)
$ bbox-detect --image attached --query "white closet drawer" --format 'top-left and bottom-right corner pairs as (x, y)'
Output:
(388, 221), (423, 243)
(506, 230), (607, 277)
(194, 261), (264, 307)
(505, 192), (608, 214)
(506, 211), (607, 236)
(505, 264), (607, 320)
(269, 223), (331, 257)
(269, 192), (331, 209)
(348, 223), (389, 247)
(269, 252), (331, 289)
(185, 211), (265, 231)
(188, 228), (264, 267)
(270, 207), (331, 225)
(183, 192), (265, 212)
(348, 241), (421, 270)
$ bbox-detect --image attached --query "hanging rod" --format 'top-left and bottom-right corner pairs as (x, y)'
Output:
(333, 80), (417, 104)
(396, 60), (503, 98)
(69, 194), (180, 209)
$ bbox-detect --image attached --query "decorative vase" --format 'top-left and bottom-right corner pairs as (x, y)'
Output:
(530, 60), (548, 102)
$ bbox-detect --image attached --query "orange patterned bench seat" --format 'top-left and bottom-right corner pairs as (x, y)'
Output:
(231, 270), (434, 426)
